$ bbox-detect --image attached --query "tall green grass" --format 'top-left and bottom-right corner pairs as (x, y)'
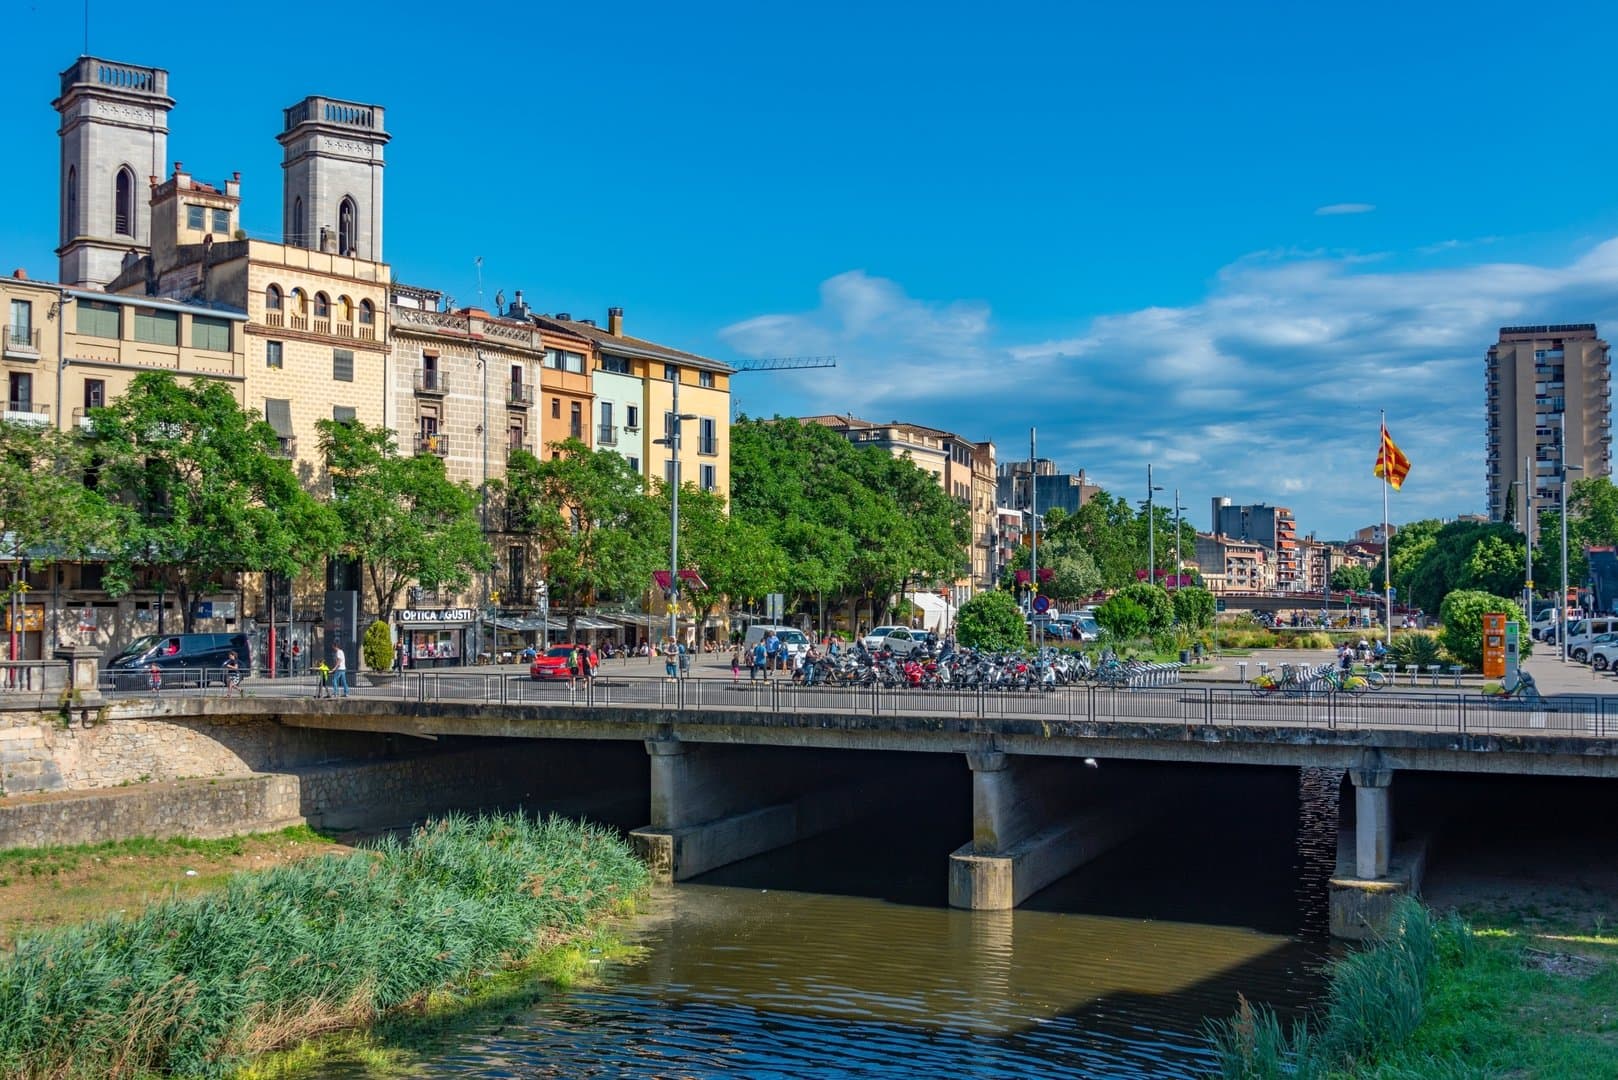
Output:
(0, 812), (647, 1079)
(1207, 900), (1454, 1079)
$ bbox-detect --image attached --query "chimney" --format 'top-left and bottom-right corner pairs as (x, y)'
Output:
(608, 306), (623, 336)
(10, 269), (26, 280)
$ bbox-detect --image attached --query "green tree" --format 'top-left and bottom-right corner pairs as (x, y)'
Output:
(955, 589), (1026, 651)
(504, 440), (660, 640)
(1094, 594), (1149, 640)
(361, 619), (395, 672)
(651, 482), (788, 630)
(0, 420), (115, 614)
(1438, 589), (1523, 670)
(91, 372), (340, 632)
(1330, 564), (1372, 593)
(1115, 582), (1173, 633)
(1536, 476), (1618, 592)
(1171, 586), (1216, 629)
(317, 419), (490, 619)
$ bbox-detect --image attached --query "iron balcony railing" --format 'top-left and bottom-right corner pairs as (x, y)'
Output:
(507, 382), (534, 407)
(597, 425), (617, 446)
(415, 369), (448, 395)
(415, 432), (448, 457)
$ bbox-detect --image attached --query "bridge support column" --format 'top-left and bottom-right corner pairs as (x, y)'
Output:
(629, 740), (896, 884)
(1330, 765), (1429, 939)
(948, 752), (1149, 910)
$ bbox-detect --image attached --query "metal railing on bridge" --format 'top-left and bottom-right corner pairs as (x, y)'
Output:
(90, 669), (1618, 739)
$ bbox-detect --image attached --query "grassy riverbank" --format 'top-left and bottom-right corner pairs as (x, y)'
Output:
(1210, 900), (1618, 1078)
(0, 813), (648, 1079)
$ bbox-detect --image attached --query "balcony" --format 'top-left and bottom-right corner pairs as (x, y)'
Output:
(264, 311), (284, 328)
(597, 425), (617, 446)
(415, 369), (448, 396)
(415, 432), (448, 457)
(3, 403), (50, 426)
(313, 318), (331, 336)
(506, 443), (528, 460)
(4, 326), (40, 356)
(271, 436), (297, 459)
(507, 382), (533, 408)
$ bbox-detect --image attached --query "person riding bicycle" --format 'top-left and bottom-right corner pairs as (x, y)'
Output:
(1372, 639), (1388, 663)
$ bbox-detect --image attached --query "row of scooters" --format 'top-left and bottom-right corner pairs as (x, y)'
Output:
(785, 646), (1177, 692)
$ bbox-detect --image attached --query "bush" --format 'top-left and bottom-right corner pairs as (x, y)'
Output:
(1437, 590), (1527, 670)
(1095, 595), (1150, 640)
(955, 589), (1026, 652)
(1172, 587), (1216, 629)
(1115, 583), (1173, 633)
(361, 620), (395, 672)
(1388, 630), (1444, 669)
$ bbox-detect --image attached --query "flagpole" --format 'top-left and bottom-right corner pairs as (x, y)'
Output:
(1382, 409), (1392, 639)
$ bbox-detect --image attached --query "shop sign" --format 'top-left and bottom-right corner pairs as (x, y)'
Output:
(395, 608), (475, 624)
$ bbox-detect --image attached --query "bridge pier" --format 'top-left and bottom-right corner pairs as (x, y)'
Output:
(1330, 763), (1429, 939)
(948, 752), (1152, 910)
(628, 740), (897, 883)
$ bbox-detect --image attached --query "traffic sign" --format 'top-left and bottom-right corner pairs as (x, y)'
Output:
(1033, 595), (1050, 614)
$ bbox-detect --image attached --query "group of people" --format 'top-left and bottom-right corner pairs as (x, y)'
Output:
(1337, 638), (1389, 670)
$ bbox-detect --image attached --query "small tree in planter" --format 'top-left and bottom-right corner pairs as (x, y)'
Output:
(362, 620), (396, 672)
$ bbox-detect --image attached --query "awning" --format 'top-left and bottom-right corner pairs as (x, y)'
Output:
(265, 398), (293, 438)
(483, 616), (552, 633)
(905, 591), (954, 632)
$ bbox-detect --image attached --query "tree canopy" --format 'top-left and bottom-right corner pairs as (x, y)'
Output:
(317, 418), (489, 618)
(90, 372), (340, 631)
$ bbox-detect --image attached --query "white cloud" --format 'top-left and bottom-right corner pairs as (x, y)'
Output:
(1315, 202), (1377, 216)
(722, 241), (1618, 537)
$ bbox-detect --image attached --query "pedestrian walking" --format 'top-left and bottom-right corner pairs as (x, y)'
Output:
(222, 651), (244, 698)
(678, 641), (690, 679)
(316, 659), (331, 698)
(751, 641), (766, 681)
(148, 663), (162, 696)
(731, 650), (740, 682)
(331, 645), (349, 698)
(568, 645), (581, 690)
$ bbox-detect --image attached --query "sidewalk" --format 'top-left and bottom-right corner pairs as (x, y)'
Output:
(1187, 647), (1616, 697)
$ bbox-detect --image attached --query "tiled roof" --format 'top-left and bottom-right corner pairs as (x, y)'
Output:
(532, 316), (732, 374)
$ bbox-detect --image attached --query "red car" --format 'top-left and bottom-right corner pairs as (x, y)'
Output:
(529, 644), (597, 681)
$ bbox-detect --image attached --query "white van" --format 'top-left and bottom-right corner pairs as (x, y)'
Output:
(741, 624), (812, 664)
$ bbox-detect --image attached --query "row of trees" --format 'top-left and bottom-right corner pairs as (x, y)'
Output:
(997, 497), (1201, 601)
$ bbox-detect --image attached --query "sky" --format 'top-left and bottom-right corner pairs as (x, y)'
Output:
(9, 1), (1618, 539)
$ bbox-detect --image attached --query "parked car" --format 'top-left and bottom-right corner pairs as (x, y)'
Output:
(1567, 620), (1618, 662)
(529, 644), (597, 680)
(741, 625), (812, 665)
(1051, 613), (1101, 642)
(103, 633), (251, 689)
(1588, 639), (1618, 671)
(861, 625), (923, 655)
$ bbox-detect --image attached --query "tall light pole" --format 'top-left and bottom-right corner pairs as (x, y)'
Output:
(1173, 488), (1186, 591)
(655, 375), (697, 652)
(1143, 465), (1163, 584)
(1560, 414), (1582, 663)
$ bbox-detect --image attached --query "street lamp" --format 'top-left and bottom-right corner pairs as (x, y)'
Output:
(1141, 464), (1163, 584)
(535, 579), (549, 652)
(1173, 488), (1187, 591)
(653, 375), (697, 654)
(1559, 414), (1583, 663)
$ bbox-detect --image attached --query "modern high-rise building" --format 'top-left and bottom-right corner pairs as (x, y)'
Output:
(1210, 498), (1299, 590)
(1485, 324), (1612, 525)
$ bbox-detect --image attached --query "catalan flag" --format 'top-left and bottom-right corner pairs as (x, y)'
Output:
(1374, 423), (1411, 490)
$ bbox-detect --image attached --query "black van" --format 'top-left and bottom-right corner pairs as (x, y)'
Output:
(104, 633), (251, 688)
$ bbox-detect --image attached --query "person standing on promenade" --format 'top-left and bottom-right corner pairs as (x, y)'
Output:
(331, 645), (349, 698)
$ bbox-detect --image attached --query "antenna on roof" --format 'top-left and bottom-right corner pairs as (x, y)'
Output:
(83, 0), (90, 54)
(474, 256), (483, 308)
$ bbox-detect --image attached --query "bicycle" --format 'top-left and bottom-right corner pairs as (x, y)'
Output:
(1493, 670), (1541, 704)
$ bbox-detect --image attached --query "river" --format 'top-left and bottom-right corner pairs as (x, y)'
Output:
(330, 765), (1341, 1078)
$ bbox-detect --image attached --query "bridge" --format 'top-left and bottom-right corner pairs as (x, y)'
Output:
(61, 673), (1618, 939)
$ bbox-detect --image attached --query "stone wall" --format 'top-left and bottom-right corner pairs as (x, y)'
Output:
(0, 775), (303, 848)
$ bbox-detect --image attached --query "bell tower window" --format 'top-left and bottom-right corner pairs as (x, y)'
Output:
(114, 167), (135, 236)
(338, 197), (357, 256)
(65, 166), (78, 242)
(291, 196), (305, 246)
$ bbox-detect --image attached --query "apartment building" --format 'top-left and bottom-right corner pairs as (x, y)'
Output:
(1210, 498), (1299, 590)
(1485, 323), (1612, 525)
(1194, 532), (1274, 593)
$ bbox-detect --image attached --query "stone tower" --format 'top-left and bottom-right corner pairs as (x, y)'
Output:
(53, 57), (174, 288)
(277, 96), (389, 261)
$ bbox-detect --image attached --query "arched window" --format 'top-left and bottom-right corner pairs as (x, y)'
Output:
(265, 284), (283, 311)
(114, 166), (135, 236)
(358, 300), (374, 326)
(65, 166), (78, 241)
(338, 196), (357, 256)
(337, 295), (352, 321)
(289, 287), (307, 314)
(314, 292), (330, 318)
(291, 196), (304, 246)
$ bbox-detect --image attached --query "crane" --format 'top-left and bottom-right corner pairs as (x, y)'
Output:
(727, 355), (837, 373)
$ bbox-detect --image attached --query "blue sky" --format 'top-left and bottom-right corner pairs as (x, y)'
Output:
(8, 1), (1618, 538)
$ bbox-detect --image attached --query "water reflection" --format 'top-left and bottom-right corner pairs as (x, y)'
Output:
(329, 764), (1341, 1078)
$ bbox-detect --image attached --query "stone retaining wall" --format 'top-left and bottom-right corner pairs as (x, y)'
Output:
(0, 774), (304, 848)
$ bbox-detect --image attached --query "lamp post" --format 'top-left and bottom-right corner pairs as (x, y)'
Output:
(1560, 414), (1582, 663)
(654, 375), (697, 653)
(1173, 488), (1186, 591)
(1143, 464), (1163, 584)
(536, 579), (549, 652)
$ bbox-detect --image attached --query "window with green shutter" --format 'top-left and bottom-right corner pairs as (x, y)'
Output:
(333, 349), (354, 382)
(191, 315), (231, 352)
(76, 300), (121, 339)
(133, 309), (178, 345)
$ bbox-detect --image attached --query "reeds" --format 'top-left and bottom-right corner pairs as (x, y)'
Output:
(1207, 899), (1456, 1079)
(0, 812), (647, 1079)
